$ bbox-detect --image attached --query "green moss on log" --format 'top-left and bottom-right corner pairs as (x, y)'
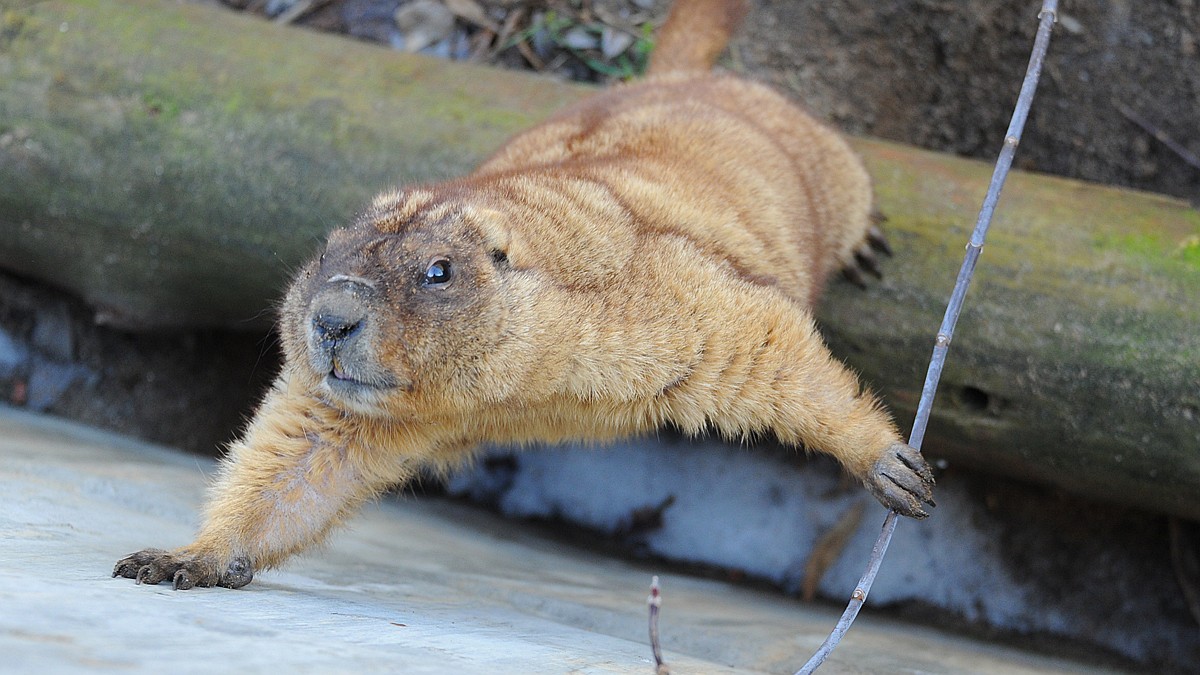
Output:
(822, 139), (1200, 520)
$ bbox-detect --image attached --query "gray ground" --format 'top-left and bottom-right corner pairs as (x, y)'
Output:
(2, 406), (1114, 674)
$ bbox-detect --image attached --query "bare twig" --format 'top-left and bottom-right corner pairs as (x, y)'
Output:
(801, 501), (867, 602)
(273, 0), (326, 25)
(795, 2), (1060, 672)
(516, 38), (546, 71)
(648, 576), (669, 674)
(445, 0), (501, 33)
(1113, 100), (1200, 172)
(491, 7), (526, 60)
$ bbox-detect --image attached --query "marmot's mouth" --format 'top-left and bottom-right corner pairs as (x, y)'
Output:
(323, 357), (399, 392)
(331, 358), (352, 382)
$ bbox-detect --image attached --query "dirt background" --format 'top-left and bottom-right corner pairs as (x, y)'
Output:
(734, 0), (1199, 204)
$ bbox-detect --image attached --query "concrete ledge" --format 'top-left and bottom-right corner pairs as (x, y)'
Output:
(0, 406), (1107, 674)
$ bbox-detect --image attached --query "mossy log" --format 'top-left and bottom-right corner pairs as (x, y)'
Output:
(2, 0), (1198, 519)
(0, 0), (585, 327)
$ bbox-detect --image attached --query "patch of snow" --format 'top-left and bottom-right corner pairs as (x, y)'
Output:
(0, 326), (27, 378)
(448, 437), (1199, 665)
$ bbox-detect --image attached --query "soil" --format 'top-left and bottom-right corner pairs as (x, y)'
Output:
(732, 0), (1200, 204)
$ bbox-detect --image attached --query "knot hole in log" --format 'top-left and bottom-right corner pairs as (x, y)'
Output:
(956, 385), (991, 413)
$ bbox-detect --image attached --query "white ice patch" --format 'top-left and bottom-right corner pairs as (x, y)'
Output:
(447, 437), (1172, 661)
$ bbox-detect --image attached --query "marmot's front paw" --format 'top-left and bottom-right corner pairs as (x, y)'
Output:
(864, 442), (936, 518)
(112, 548), (254, 590)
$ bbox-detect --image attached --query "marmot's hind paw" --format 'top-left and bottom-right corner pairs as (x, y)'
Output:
(113, 548), (253, 590)
(864, 442), (936, 519)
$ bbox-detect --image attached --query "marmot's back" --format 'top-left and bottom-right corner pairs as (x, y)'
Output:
(474, 71), (874, 307)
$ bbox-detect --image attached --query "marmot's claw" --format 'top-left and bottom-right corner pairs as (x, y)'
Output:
(842, 224), (892, 288)
(113, 549), (253, 590)
(854, 248), (883, 279)
(865, 442), (936, 519)
(842, 265), (867, 289)
(866, 224), (893, 257)
(112, 548), (171, 583)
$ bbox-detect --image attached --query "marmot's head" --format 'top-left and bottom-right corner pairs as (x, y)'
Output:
(279, 186), (519, 416)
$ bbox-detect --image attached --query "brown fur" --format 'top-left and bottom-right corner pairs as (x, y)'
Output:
(115, 0), (934, 590)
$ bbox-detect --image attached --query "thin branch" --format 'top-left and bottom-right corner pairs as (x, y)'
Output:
(648, 575), (669, 674)
(1113, 100), (1200, 172)
(801, 500), (867, 602)
(795, 2), (1061, 672)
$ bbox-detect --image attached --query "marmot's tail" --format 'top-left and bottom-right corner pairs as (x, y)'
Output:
(646, 0), (749, 76)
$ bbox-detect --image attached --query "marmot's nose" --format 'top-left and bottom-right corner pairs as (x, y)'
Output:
(312, 311), (364, 349)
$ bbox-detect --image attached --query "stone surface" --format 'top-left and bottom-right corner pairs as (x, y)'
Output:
(0, 407), (1108, 674)
(449, 441), (1200, 670)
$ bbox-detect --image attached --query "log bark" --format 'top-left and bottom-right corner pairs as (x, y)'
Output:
(2, 0), (1198, 519)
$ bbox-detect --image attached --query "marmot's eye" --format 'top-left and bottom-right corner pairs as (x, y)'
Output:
(422, 257), (453, 287)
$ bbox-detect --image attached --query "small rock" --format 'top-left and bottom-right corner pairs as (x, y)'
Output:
(340, 0), (400, 44)
(263, 0), (301, 18)
(601, 26), (634, 59)
(562, 25), (598, 51)
(26, 358), (92, 412)
(442, 0), (497, 32)
(0, 327), (28, 378)
(1181, 27), (1196, 57)
(530, 15), (553, 58)
(1057, 13), (1084, 36)
(32, 302), (73, 361)
(395, 0), (456, 54)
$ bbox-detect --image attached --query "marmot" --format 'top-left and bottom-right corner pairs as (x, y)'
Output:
(115, 0), (934, 590)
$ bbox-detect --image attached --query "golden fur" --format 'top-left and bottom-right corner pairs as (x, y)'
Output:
(115, 0), (934, 590)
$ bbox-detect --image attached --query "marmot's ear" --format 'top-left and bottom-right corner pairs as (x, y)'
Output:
(468, 205), (525, 270)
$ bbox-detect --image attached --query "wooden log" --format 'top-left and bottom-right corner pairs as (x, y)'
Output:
(0, 0), (585, 328)
(2, 0), (1198, 519)
(823, 141), (1200, 522)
